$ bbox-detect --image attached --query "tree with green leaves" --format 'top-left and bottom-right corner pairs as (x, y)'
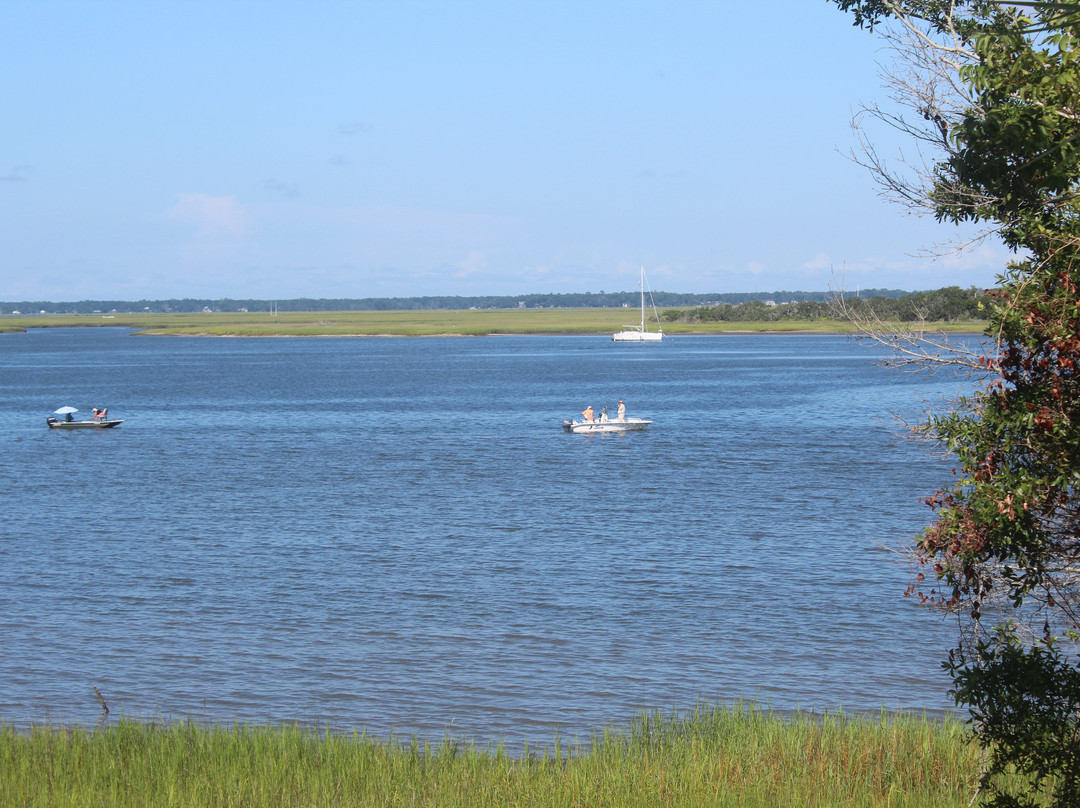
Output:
(831, 2), (1080, 805)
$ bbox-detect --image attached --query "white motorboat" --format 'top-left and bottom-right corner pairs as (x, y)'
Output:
(46, 406), (123, 429)
(612, 266), (664, 342)
(563, 416), (652, 433)
(563, 403), (652, 433)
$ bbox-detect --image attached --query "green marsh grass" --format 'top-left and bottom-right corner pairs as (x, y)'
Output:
(0, 704), (986, 807)
(0, 309), (985, 337)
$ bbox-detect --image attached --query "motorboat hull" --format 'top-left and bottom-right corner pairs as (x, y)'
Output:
(563, 418), (651, 433)
(47, 419), (124, 429)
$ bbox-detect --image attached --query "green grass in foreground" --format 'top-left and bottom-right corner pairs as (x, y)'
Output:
(0, 704), (989, 807)
(0, 309), (987, 336)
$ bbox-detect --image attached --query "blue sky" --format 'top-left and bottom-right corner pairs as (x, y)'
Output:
(1, 1), (1010, 301)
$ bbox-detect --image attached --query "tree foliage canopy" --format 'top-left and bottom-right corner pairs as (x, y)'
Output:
(670, 285), (990, 323)
(833, 2), (1080, 805)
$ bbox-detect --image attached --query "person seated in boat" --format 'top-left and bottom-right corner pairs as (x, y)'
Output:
(600, 406), (608, 422)
(64, 412), (73, 422)
(617, 400), (626, 421)
(582, 405), (594, 421)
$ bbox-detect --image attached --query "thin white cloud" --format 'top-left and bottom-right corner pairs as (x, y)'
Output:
(452, 251), (488, 278)
(939, 241), (1012, 272)
(802, 252), (832, 271)
(168, 193), (249, 238)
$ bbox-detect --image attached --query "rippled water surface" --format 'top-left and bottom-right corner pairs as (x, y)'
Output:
(0, 328), (972, 744)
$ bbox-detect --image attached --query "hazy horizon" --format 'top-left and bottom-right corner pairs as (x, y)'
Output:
(2, 1), (1010, 301)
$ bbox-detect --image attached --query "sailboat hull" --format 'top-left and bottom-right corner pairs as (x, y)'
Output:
(612, 330), (663, 342)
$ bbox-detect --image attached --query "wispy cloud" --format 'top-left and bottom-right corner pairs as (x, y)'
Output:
(452, 251), (488, 279)
(1, 164), (31, 182)
(168, 193), (249, 238)
(940, 241), (1010, 272)
(802, 252), (832, 271)
(339, 122), (373, 137)
(264, 178), (300, 198)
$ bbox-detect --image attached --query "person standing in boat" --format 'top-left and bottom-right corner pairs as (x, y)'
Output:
(582, 405), (594, 421)
(617, 400), (626, 421)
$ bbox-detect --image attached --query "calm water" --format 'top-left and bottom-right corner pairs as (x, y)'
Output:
(0, 328), (971, 745)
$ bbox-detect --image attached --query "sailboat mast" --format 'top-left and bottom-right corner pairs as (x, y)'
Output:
(640, 267), (645, 332)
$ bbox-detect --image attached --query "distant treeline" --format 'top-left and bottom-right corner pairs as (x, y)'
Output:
(666, 285), (992, 324)
(2, 288), (916, 315)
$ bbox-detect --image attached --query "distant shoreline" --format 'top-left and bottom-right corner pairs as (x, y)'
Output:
(0, 310), (986, 338)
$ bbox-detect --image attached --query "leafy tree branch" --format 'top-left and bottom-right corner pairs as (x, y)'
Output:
(832, 2), (1080, 805)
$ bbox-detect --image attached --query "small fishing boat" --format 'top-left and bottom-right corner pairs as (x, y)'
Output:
(563, 402), (652, 433)
(46, 406), (124, 429)
(47, 418), (124, 429)
(562, 416), (652, 433)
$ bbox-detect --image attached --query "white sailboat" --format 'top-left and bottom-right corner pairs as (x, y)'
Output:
(612, 267), (664, 342)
